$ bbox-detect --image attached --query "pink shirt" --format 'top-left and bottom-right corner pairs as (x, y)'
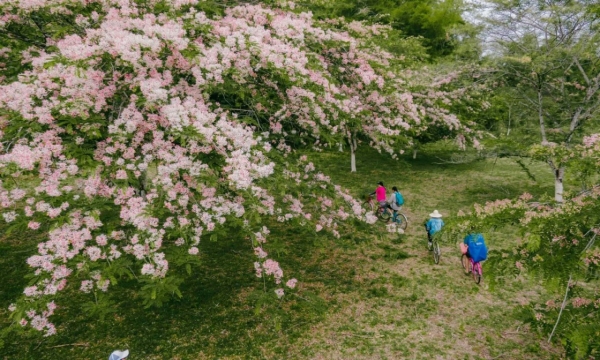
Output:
(375, 186), (386, 202)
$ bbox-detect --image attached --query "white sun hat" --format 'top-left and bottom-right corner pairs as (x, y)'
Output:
(109, 350), (129, 360)
(429, 210), (443, 218)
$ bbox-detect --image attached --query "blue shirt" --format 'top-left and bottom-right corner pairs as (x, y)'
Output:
(426, 218), (444, 236)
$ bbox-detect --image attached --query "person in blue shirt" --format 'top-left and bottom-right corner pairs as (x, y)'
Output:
(463, 232), (487, 261)
(425, 210), (444, 250)
(389, 186), (405, 224)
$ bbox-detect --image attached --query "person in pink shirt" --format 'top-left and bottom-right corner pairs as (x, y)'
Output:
(370, 181), (387, 208)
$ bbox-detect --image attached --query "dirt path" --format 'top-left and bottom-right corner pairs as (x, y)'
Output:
(283, 154), (562, 359)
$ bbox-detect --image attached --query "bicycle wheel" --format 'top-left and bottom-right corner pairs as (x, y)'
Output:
(461, 254), (471, 274)
(378, 208), (391, 222)
(472, 263), (482, 284)
(433, 240), (441, 264)
(395, 213), (408, 230)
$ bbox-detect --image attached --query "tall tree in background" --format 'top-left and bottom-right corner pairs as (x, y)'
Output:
(447, 135), (600, 357)
(483, 0), (600, 202)
(303, 0), (470, 59)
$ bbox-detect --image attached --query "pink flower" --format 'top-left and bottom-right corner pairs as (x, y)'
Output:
(254, 262), (262, 278)
(274, 288), (284, 298)
(80, 280), (93, 293)
(141, 264), (156, 276)
(263, 259), (283, 283)
(115, 170), (128, 180)
(545, 300), (557, 309)
(286, 278), (297, 289)
(572, 297), (592, 308)
(24, 286), (40, 297)
(85, 247), (103, 261)
(188, 247), (199, 255)
(28, 221), (41, 230)
(2, 211), (17, 222)
(254, 247), (268, 258)
(519, 193), (533, 201)
(96, 235), (108, 246)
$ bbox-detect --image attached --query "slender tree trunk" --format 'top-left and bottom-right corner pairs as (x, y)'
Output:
(506, 106), (511, 136)
(554, 167), (565, 203)
(338, 143), (343, 152)
(538, 89), (547, 143)
(350, 135), (357, 172)
(412, 149), (417, 159)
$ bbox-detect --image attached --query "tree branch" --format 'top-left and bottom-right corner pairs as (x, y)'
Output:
(548, 275), (572, 343)
(573, 57), (591, 86)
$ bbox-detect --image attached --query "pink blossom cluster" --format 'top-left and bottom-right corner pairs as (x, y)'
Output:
(571, 297), (592, 308)
(0, 0), (473, 335)
(584, 249), (600, 266)
(12, 301), (58, 337)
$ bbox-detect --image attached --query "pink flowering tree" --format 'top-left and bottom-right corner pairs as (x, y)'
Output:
(289, 19), (479, 171)
(445, 136), (600, 357)
(0, 0), (400, 337)
(400, 64), (490, 158)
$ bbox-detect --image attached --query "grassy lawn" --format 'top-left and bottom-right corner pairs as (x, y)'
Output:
(0, 144), (565, 359)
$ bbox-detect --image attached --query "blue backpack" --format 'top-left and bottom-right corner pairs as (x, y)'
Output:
(466, 234), (488, 262)
(395, 192), (404, 206)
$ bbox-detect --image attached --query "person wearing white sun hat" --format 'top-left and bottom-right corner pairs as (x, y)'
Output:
(109, 349), (129, 360)
(425, 210), (444, 250)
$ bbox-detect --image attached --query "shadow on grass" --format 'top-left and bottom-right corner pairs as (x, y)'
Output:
(0, 218), (364, 359)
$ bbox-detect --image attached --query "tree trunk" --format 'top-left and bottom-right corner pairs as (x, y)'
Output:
(413, 149), (418, 159)
(554, 167), (565, 203)
(506, 106), (511, 136)
(538, 89), (547, 143)
(338, 143), (343, 152)
(349, 134), (357, 172)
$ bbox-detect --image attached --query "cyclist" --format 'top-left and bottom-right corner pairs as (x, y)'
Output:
(425, 210), (444, 249)
(389, 186), (405, 224)
(370, 181), (387, 210)
(463, 232), (487, 262)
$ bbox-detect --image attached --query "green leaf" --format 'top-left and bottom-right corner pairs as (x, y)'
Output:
(527, 234), (541, 252)
(254, 301), (262, 316)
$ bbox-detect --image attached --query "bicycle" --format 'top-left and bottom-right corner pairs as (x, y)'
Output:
(363, 195), (408, 230)
(426, 226), (441, 264)
(461, 253), (483, 284)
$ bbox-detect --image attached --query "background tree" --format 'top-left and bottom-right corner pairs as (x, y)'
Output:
(444, 133), (600, 358)
(304, 0), (469, 59)
(481, 0), (600, 202)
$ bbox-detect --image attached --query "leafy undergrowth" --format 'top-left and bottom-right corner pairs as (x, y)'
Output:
(0, 144), (566, 359)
